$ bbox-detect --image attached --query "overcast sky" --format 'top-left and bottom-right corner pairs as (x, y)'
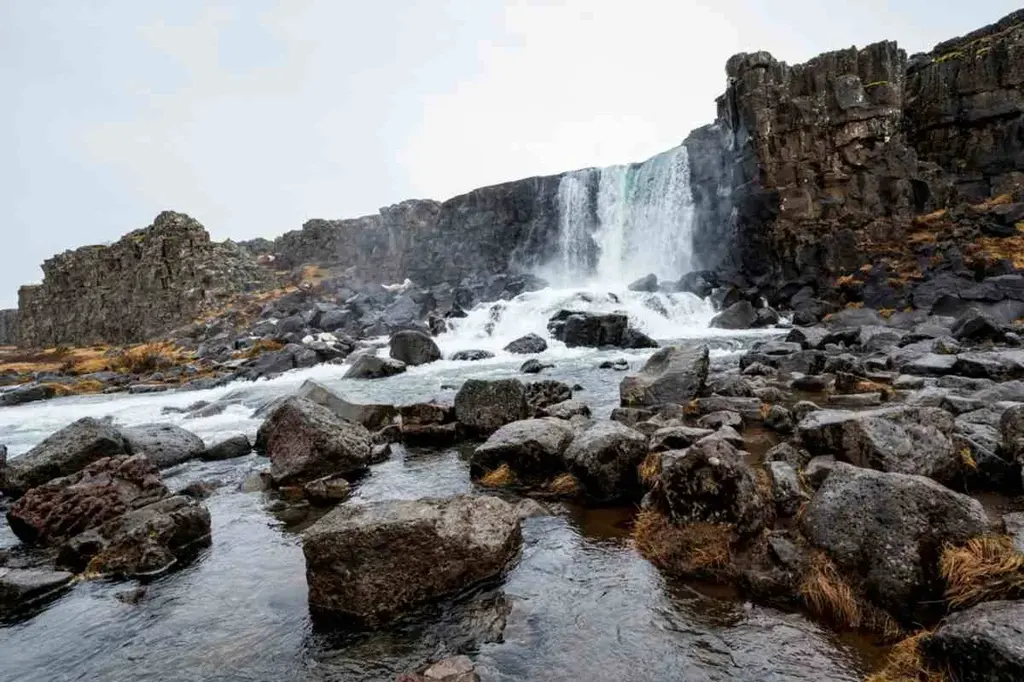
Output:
(1, 1), (1018, 307)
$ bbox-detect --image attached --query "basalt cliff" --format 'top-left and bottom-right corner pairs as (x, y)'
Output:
(7, 9), (1024, 347)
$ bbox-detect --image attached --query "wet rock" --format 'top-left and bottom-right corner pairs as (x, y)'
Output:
(519, 359), (552, 374)
(826, 393), (883, 408)
(524, 380), (572, 416)
(200, 434), (252, 462)
(951, 309), (1006, 343)
(115, 586), (148, 605)
(450, 350), (495, 362)
(954, 350), (1024, 381)
(303, 474), (352, 505)
(454, 379), (528, 436)
(600, 358), (630, 371)
(649, 426), (714, 452)
(561, 421), (648, 502)
(792, 401), (821, 422)
(389, 330), (442, 366)
(785, 327), (829, 350)
(804, 456), (837, 489)
(742, 362), (777, 377)
(923, 600), (1024, 682)
(628, 273), (659, 293)
(178, 480), (218, 499)
(471, 418), (574, 479)
(296, 379), (397, 430)
(801, 464), (989, 619)
(547, 311), (656, 349)
(0, 568), (74, 611)
(765, 442), (810, 469)
(7, 454), (167, 545)
(1003, 513), (1024, 552)
(695, 396), (764, 422)
(540, 399), (591, 420)
(707, 374), (757, 398)
(344, 354), (407, 379)
(60, 495), (212, 577)
(702, 424), (745, 448)
(659, 438), (770, 536)
(767, 461), (808, 517)
(503, 333), (548, 354)
(609, 407), (654, 428)
(2, 417), (129, 497)
(763, 405), (795, 433)
(710, 300), (757, 330)
(302, 495), (522, 625)
(514, 499), (549, 520)
(0, 383), (57, 407)
(240, 471), (272, 493)
(121, 424), (205, 469)
(697, 410), (743, 431)
(257, 397), (372, 485)
(619, 345), (710, 407)
(399, 402), (458, 445)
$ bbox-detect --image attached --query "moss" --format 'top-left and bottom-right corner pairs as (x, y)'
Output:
(935, 50), (964, 63)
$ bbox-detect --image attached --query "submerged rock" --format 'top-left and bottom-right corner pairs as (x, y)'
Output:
(619, 345), (710, 407)
(454, 379), (529, 436)
(924, 600), (1024, 682)
(122, 424), (205, 469)
(561, 421), (648, 502)
(302, 495), (522, 625)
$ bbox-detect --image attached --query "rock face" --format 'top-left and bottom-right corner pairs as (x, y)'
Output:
(561, 421), (649, 502)
(801, 463), (989, 619)
(620, 345), (710, 407)
(257, 397), (372, 485)
(454, 379), (529, 435)
(7, 455), (167, 545)
(2, 418), (129, 496)
(389, 330), (442, 366)
(121, 424), (206, 469)
(924, 600), (1024, 682)
(302, 495), (522, 625)
(0, 309), (18, 345)
(17, 211), (268, 346)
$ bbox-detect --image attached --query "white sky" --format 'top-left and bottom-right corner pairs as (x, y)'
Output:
(2, 0), (1019, 307)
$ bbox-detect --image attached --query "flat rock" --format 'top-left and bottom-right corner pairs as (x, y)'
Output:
(619, 345), (709, 407)
(296, 379), (397, 429)
(0, 567), (74, 610)
(122, 424), (205, 469)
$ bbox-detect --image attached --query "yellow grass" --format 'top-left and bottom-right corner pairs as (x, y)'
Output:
(547, 473), (582, 496)
(940, 534), (1024, 609)
(800, 552), (902, 637)
(879, 308), (896, 319)
(864, 632), (946, 682)
(480, 464), (516, 488)
(633, 510), (734, 577)
(638, 452), (662, 488)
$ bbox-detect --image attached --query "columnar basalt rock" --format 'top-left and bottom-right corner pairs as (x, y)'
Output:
(0, 309), (18, 345)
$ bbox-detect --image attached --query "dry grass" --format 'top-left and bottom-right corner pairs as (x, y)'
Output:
(846, 301), (865, 309)
(836, 274), (858, 287)
(800, 552), (902, 637)
(957, 448), (977, 471)
(940, 534), (1024, 609)
(864, 631), (946, 682)
(633, 510), (734, 578)
(547, 473), (582, 496)
(237, 339), (284, 359)
(913, 209), (948, 225)
(860, 263), (874, 273)
(879, 308), (896, 319)
(966, 234), (1024, 270)
(480, 464), (516, 488)
(638, 452), (662, 488)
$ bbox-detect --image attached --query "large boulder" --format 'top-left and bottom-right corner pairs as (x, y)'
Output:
(200, 434), (252, 462)
(561, 421), (648, 502)
(524, 380), (572, 416)
(256, 397), (372, 485)
(797, 406), (962, 483)
(2, 417), (129, 496)
(343, 354), (407, 380)
(302, 495), (522, 625)
(503, 333), (548, 354)
(399, 402), (458, 445)
(454, 379), (529, 436)
(122, 424), (205, 469)
(709, 300), (757, 330)
(471, 418), (575, 479)
(389, 330), (442, 366)
(659, 438), (769, 536)
(7, 454), (167, 545)
(296, 379), (397, 430)
(547, 311), (657, 349)
(801, 464), (989, 619)
(923, 601), (1024, 682)
(619, 345), (710, 407)
(628, 273), (659, 292)
(58, 495), (212, 577)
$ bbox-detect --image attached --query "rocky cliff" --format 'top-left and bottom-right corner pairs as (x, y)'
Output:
(0, 309), (18, 346)
(17, 212), (270, 347)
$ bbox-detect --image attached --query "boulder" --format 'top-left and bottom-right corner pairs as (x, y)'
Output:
(1000, 404), (1024, 460)
(257, 397), (372, 485)
(471, 418), (575, 479)
(389, 330), (442, 366)
(560, 421), (648, 501)
(450, 350), (495, 362)
(302, 495), (522, 625)
(59, 495), (212, 577)
(710, 300), (757, 330)
(454, 379), (529, 436)
(343, 354), (407, 379)
(399, 402), (458, 445)
(0, 568), (74, 611)
(766, 442), (812, 469)
(303, 474), (352, 505)
(801, 464), (989, 619)
(122, 424), (205, 469)
(201, 434), (252, 462)
(785, 326), (829, 350)
(628, 273), (659, 292)
(697, 410), (743, 431)
(767, 461), (808, 517)
(540, 399), (591, 420)
(923, 600), (1024, 682)
(503, 333), (548, 354)
(524, 380), (572, 415)
(649, 426), (715, 452)
(0, 383), (57, 407)
(2, 417), (129, 496)
(951, 309), (1006, 343)
(547, 311), (657, 349)
(520, 359), (552, 374)
(7, 454), (167, 545)
(296, 379), (397, 429)
(619, 345), (710, 407)
(954, 350), (1024, 381)
(659, 438), (770, 536)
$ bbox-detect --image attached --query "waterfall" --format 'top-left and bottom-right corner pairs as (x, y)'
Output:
(553, 144), (696, 286)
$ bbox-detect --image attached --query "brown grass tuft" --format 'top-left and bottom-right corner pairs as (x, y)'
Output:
(879, 308), (896, 319)
(865, 631), (946, 682)
(800, 552), (902, 637)
(238, 339), (284, 358)
(547, 472), (582, 496)
(633, 510), (734, 578)
(958, 447), (977, 471)
(940, 534), (1024, 609)
(638, 452), (662, 488)
(480, 464), (516, 488)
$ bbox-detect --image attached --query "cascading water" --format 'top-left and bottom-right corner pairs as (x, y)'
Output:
(438, 144), (725, 355)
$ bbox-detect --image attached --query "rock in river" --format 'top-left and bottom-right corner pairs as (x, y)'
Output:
(389, 330), (442, 366)
(122, 423), (206, 469)
(471, 418), (574, 479)
(302, 495), (522, 625)
(619, 345), (710, 407)
(454, 379), (529, 436)
(923, 600), (1024, 682)
(561, 420), (649, 502)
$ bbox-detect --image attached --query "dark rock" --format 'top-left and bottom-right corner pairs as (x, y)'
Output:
(455, 379), (529, 436)
(703, 424), (745, 448)
(7, 454), (166, 545)
(791, 374), (832, 392)
(524, 380), (572, 416)
(450, 350), (495, 362)
(695, 396), (764, 422)
(178, 480), (218, 499)
(0, 384), (57, 407)
(649, 426), (715, 452)
(610, 407), (654, 427)
(954, 350), (1024, 381)
(801, 464), (988, 620)
(619, 345), (709, 407)
(792, 401), (822, 422)
(767, 461), (808, 517)
(0, 568), (74, 611)
(471, 418), (574, 479)
(519, 359), (552, 375)
(122, 424), (205, 469)
(303, 474), (352, 505)
(923, 600), (1024, 682)
(697, 410), (743, 431)
(302, 495), (522, 625)
(766, 442), (812, 469)
(389, 330), (442, 366)
(547, 311), (656, 349)
(201, 434), (252, 462)
(628, 273), (659, 292)
(951, 309), (1006, 343)
(343, 354), (407, 379)
(710, 300), (757, 330)
(2, 417), (129, 497)
(785, 327), (829, 350)
(540, 400), (591, 420)
(763, 405), (795, 433)
(600, 358), (630, 371)
(257, 397), (372, 485)
(804, 456), (838, 489)
(503, 333), (548, 354)
(296, 379), (397, 430)
(561, 421), (648, 502)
